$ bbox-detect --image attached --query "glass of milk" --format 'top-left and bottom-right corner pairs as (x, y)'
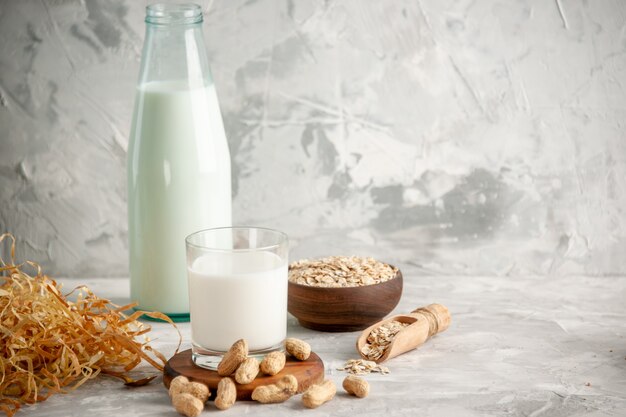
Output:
(186, 227), (288, 369)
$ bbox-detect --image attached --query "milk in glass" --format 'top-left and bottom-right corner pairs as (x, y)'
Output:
(187, 251), (287, 351)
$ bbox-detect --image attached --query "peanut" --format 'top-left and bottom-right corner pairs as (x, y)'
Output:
(260, 351), (286, 375)
(235, 357), (260, 385)
(214, 377), (237, 410)
(169, 376), (210, 403)
(302, 379), (336, 409)
(217, 339), (248, 376)
(251, 374), (298, 404)
(186, 381), (210, 403)
(342, 375), (369, 398)
(169, 375), (189, 397)
(285, 338), (311, 361)
(172, 393), (204, 417)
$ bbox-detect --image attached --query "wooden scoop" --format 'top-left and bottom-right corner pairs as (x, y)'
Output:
(356, 303), (451, 363)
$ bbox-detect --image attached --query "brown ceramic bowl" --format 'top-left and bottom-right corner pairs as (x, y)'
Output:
(288, 267), (403, 332)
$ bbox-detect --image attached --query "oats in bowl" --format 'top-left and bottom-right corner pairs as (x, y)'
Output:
(288, 256), (398, 288)
(287, 256), (403, 331)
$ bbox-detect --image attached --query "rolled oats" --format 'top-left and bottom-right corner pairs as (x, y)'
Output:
(338, 359), (390, 375)
(360, 320), (409, 361)
(289, 256), (397, 288)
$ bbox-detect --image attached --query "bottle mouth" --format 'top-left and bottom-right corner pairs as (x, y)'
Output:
(145, 3), (203, 25)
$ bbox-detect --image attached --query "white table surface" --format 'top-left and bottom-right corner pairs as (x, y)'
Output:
(17, 268), (626, 416)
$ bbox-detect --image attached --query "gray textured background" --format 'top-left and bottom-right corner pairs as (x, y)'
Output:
(0, 0), (625, 278)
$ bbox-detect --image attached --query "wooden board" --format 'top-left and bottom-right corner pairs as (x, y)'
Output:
(163, 349), (324, 401)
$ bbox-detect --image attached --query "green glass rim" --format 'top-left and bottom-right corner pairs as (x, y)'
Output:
(145, 3), (203, 25)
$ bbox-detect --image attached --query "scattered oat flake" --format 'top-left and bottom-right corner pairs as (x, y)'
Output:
(338, 359), (390, 375)
(289, 256), (397, 288)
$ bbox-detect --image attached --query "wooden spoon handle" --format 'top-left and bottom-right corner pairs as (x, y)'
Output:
(409, 303), (451, 337)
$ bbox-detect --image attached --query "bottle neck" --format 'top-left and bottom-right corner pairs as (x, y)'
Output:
(138, 4), (212, 87)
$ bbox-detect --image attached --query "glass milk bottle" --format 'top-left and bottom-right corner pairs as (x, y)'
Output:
(128, 3), (231, 321)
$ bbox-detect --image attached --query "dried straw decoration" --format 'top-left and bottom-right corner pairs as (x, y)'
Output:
(0, 234), (181, 416)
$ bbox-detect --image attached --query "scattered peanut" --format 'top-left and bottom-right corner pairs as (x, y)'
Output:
(217, 339), (248, 376)
(169, 375), (190, 397)
(214, 377), (237, 410)
(169, 376), (210, 403)
(342, 375), (369, 398)
(172, 392), (204, 417)
(260, 351), (286, 375)
(235, 357), (260, 385)
(285, 338), (311, 361)
(186, 381), (210, 403)
(302, 379), (336, 409)
(251, 374), (298, 404)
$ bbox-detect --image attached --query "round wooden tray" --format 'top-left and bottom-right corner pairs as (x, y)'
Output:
(163, 349), (324, 400)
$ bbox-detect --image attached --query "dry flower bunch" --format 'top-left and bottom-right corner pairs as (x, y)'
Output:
(0, 233), (181, 417)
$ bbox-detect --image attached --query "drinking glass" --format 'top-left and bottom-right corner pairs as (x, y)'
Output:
(186, 227), (288, 369)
